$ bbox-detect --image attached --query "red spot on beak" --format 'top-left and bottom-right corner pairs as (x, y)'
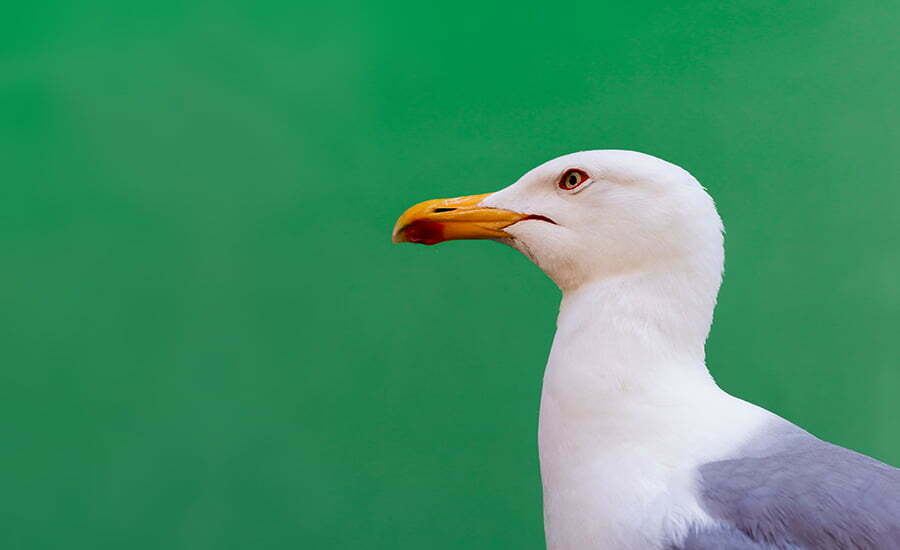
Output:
(403, 221), (446, 245)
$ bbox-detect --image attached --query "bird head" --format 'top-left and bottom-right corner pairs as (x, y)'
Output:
(393, 150), (723, 291)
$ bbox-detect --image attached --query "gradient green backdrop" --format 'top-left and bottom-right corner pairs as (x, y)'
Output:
(3, 1), (899, 548)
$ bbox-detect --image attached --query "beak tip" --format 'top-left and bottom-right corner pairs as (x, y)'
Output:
(391, 224), (408, 243)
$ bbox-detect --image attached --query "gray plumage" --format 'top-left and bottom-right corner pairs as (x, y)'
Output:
(674, 420), (900, 549)
(673, 525), (800, 549)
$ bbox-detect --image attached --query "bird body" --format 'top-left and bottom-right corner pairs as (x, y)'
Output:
(393, 150), (900, 549)
(538, 279), (771, 549)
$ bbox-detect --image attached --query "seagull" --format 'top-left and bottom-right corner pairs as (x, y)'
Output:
(391, 150), (900, 550)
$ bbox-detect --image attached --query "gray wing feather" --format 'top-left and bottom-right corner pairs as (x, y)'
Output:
(695, 422), (900, 550)
(671, 525), (800, 549)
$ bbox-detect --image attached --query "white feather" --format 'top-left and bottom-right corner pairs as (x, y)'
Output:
(482, 151), (775, 549)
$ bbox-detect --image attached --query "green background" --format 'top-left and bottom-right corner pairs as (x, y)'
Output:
(2, 1), (899, 548)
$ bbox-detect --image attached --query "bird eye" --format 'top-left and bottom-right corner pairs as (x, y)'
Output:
(559, 169), (588, 191)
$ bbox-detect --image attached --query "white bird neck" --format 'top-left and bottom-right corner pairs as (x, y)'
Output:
(549, 259), (721, 402)
(537, 259), (770, 550)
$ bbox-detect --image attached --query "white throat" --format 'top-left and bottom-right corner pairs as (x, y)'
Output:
(537, 262), (770, 550)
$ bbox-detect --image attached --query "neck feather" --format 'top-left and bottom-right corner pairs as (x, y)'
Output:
(547, 257), (722, 403)
(537, 257), (770, 550)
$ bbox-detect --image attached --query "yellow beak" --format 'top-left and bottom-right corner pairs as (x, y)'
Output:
(392, 193), (534, 245)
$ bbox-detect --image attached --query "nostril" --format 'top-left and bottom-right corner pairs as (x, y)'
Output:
(433, 207), (456, 213)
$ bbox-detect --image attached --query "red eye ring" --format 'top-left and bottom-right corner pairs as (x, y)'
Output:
(558, 168), (589, 191)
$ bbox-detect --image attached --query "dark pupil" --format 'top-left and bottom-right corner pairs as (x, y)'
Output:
(568, 174), (577, 186)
